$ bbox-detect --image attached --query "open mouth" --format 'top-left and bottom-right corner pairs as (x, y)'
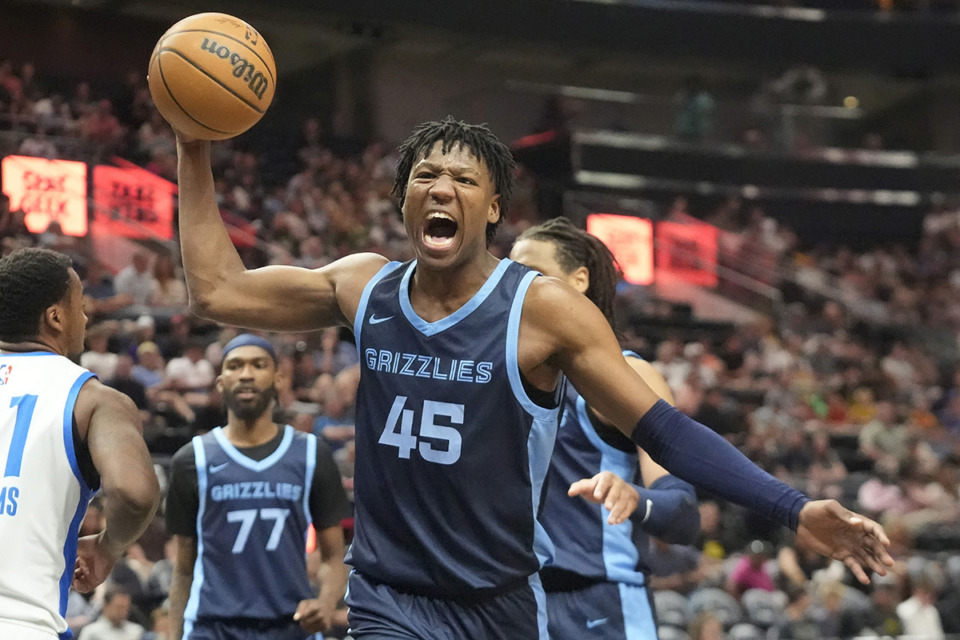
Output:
(423, 212), (458, 249)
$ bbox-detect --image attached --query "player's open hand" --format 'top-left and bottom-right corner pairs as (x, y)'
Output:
(72, 534), (119, 594)
(795, 499), (894, 584)
(568, 471), (639, 525)
(294, 597), (332, 634)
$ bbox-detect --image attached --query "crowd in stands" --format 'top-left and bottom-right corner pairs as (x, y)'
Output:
(3, 59), (960, 639)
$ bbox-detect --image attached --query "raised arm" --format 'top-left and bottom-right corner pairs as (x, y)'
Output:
(72, 381), (160, 592)
(176, 138), (387, 330)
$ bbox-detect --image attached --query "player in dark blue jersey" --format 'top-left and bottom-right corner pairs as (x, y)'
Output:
(165, 335), (350, 640)
(173, 117), (892, 639)
(511, 217), (700, 639)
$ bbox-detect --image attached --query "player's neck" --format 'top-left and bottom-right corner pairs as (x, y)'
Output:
(0, 338), (62, 356)
(411, 252), (500, 320)
(223, 416), (280, 447)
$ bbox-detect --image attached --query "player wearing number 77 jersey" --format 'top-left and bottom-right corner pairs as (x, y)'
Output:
(0, 248), (160, 640)
(164, 334), (350, 640)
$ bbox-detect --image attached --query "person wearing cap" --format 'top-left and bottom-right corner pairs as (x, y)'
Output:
(165, 334), (350, 640)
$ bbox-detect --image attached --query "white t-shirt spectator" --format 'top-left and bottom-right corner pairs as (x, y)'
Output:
(165, 355), (215, 392)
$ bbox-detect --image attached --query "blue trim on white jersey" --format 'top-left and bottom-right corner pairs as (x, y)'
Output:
(354, 261), (401, 345)
(303, 432), (317, 528)
(60, 372), (95, 492)
(184, 437), (208, 625)
(212, 426), (294, 472)
(58, 371), (96, 618)
(620, 583), (657, 640)
(0, 351), (60, 357)
(529, 572), (550, 640)
(399, 259), (512, 337)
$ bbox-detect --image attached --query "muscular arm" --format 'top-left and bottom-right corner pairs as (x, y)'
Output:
(520, 279), (891, 582)
(72, 381), (160, 592)
(176, 139), (387, 330)
(168, 535), (197, 640)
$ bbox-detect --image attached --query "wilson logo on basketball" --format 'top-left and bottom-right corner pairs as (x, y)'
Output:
(199, 38), (270, 101)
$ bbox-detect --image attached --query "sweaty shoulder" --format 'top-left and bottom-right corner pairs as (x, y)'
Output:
(72, 377), (140, 442)
(328, 252), (391, 325)
(517, 274), (607, 388)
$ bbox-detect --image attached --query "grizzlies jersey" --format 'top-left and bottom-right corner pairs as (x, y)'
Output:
(183, 426), (316, 625)
(540, 353), (650, 586)
(0, 352), (95, 639)
(348, 259), (563, 594)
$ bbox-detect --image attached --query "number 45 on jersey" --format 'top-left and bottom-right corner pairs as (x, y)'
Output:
(378, 396), (462, 465)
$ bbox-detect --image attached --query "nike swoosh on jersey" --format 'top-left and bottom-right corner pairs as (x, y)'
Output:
(640, 498), (653, 524)
(369, 315), (394, 325)
(209, 462), (229, 474)
(586, 618), (609, 629)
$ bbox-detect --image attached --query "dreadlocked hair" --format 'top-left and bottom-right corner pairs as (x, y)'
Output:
(392, 116), (516, 246)
(517, 216), (622, 331)
(0, 248), (73, 342)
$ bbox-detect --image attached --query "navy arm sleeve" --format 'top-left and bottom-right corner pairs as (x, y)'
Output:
(308, 439), (351, 531)
(632, 400), (808, 531)
(164, 442), (199, 537)
(633, 475), (700, 545)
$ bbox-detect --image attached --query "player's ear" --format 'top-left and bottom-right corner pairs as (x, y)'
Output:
(569, 266), (589, 294)
(215, 375), (224, 392)
(44, 301), (65, 334)
(487, 196), (501, 225)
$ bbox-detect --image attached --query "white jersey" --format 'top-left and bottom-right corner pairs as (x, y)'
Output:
(0, 351), (96, 639)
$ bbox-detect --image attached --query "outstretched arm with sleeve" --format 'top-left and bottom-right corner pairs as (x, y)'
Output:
(520, 277), (892, 583)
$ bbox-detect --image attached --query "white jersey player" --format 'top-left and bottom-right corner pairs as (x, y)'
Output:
(0, 248), (160, 640)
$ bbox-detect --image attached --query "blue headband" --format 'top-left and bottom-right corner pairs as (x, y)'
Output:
(221, 334), (277, 364)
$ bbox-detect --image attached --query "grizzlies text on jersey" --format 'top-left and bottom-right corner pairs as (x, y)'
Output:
(348, 259), (564, 595)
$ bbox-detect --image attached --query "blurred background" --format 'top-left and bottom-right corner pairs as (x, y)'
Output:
(4, 0), (960, 638)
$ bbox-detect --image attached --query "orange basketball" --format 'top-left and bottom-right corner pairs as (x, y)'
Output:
(147, 13), (276, 141)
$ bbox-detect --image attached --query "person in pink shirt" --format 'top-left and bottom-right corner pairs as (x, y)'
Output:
(726, 539), (777, 599)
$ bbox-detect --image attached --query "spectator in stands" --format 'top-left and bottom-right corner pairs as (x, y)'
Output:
(897, 573), (945, 639)
(854, 577), (905, 638)
(646, 536), (710, 595)
(688, 611), (725, 640)
(0, 192), (29, 240)
(859, 400), (910, 465)
(106, 354), (150, 421)
(156, 313), (191, 361)
(726, 539), (777, 599)
(80, 98), (125, 153)
(132, 341), (165, 390)
(80, 323), (119, 380)
(114, 252), (157, 307)
(148, 250), (187, 307)
(767, 585), (818, 640)
(142, 606), (169, 640)
(314, 326), (359, 376)
(804, 427), (847, 500)
(673, 74), (715, 143)
(77, 586), (144, 640)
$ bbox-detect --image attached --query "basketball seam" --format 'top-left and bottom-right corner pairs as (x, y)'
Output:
(156, 56), (236, 135)
(157, 29), (276, 84)
(159, 47), (266, 116)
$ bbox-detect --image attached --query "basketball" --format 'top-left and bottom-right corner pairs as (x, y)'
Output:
(147, 13), (276, 141)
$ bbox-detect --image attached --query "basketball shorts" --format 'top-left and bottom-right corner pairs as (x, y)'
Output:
(184, 616), (312, 640)
(545, 580), (657, 640)
(345, 570), (547, 639)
